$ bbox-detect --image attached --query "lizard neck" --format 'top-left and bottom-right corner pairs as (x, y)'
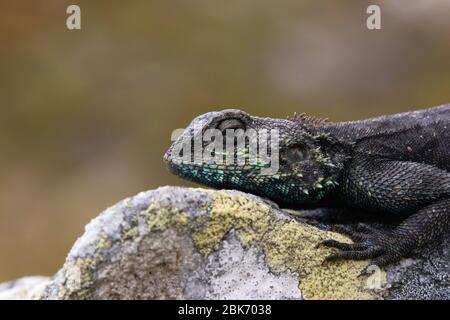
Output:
(325, 104), (449, 142)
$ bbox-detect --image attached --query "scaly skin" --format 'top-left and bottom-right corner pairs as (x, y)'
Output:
(164, 104), (450, 270)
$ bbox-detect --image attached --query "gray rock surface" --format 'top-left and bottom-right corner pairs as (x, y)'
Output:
(1, 186), (448, 299)
(0, 276), (50, 300)
(384, 237), (449, 299)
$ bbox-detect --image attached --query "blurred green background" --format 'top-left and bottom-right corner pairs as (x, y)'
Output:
(0, 0), (449, 282)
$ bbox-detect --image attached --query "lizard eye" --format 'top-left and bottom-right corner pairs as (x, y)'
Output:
(217, 118), (246, 132)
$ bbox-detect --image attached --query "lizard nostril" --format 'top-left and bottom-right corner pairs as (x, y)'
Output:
(163, 150), (171, 164)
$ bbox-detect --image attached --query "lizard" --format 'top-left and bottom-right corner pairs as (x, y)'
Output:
(164, 104), (450, 270)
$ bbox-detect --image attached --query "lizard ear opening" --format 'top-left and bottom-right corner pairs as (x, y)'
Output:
(285, 145), (309, 164)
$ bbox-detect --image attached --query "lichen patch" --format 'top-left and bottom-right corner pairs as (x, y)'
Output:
(190, 190), (381, 300)
(143, 202), (190, 233)
(192, 190), (271, 255)
(42, 188), (384, 300)
(261, 221), (377, 299)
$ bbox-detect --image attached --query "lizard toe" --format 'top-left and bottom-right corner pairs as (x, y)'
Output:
(323, 227), (413, 270)
(332, 225), (368, 242)
(324, 247), (382, 263)
(320, 239), (368, 251)
(357, 250), (402, 277)
(370, 248), (405, 267)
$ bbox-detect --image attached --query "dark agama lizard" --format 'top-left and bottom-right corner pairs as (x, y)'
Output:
(164, 104), (449, 269)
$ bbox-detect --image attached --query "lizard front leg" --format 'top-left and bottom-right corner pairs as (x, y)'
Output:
(323, 197), (449, 268)
(322, 158), (450, 270)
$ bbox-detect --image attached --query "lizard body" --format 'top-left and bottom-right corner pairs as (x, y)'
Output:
(164, 104), (450, 268)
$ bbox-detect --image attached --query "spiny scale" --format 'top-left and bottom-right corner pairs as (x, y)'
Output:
(288, 112), (330, 127)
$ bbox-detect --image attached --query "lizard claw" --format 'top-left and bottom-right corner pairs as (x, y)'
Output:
(357, 266), (372, 278)
(321, 224), (411, 270)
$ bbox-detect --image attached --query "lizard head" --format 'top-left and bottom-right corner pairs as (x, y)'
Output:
(164, 109), (348, 207)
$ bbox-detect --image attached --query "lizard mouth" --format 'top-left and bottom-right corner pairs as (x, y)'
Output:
(163, 149), (179, 175)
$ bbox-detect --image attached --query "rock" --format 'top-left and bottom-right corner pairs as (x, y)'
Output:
(0, 276), (50, 300)
(2, 186), (448, 299)
(41, 187), (376, 300)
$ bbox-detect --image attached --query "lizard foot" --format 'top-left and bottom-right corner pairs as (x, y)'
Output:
(320, 224), (409, 270)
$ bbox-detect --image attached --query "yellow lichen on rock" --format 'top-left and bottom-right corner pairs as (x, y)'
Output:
(68, 189), (382, 300)
(261, 221), (378, 300)
(189, 189), (382, 300)
(132, 190), (383, 299)
(192, 190), (271, 255)
(55, 256), (95, 299)
(143, 202), (190, 233)
(96, 233), (112, 250)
